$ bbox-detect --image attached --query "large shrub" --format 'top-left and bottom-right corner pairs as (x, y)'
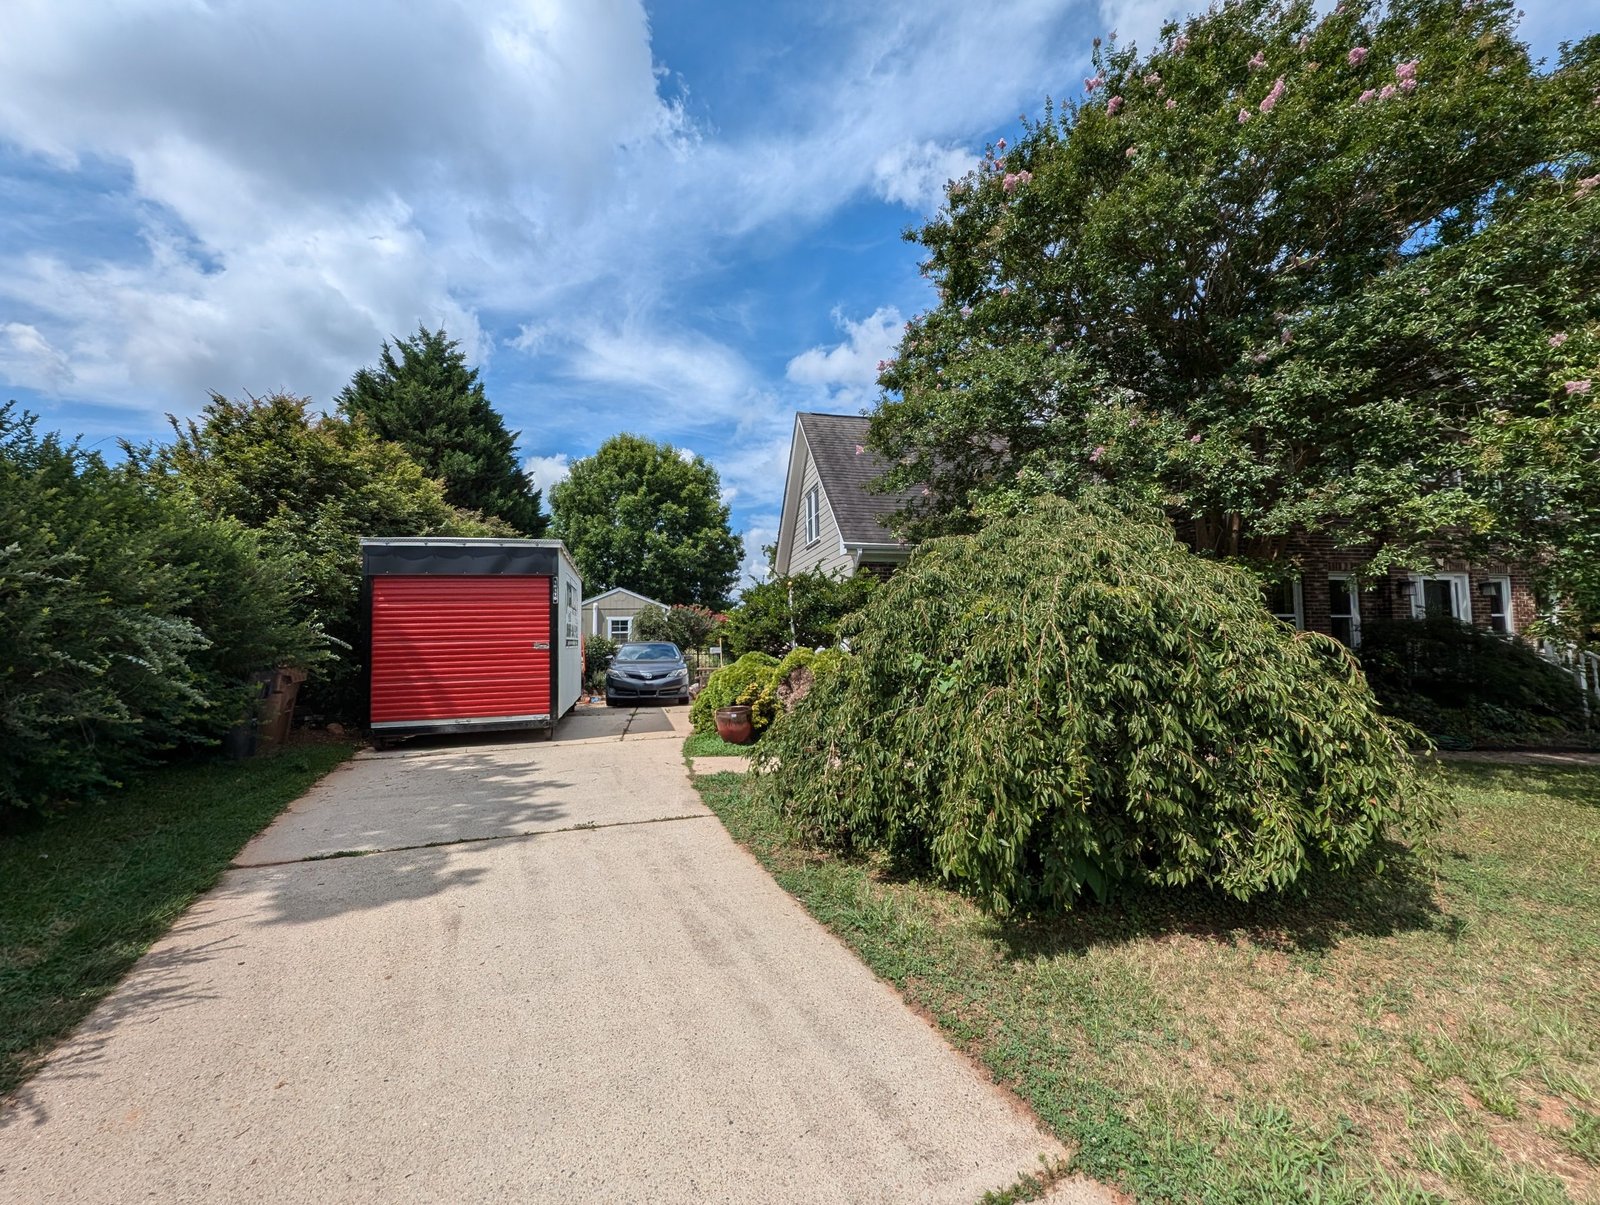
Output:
(690, 652), (780, 735)
(1, 407), (321, 813)
(583, 636), (618, 690)
(722, 570), (877, 658)
(754, 495), (1441, 913)
(1358, 617), (1589, 747)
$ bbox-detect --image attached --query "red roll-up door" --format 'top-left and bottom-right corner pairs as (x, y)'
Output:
(370, 575), (550, 724)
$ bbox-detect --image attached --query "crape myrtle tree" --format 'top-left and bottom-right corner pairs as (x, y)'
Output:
(339, 326), (547, 536)
(871, 0), (1600, 633)
(550, 434), (743, 607)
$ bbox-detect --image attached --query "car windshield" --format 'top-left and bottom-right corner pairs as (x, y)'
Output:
(615, 643), (681, 662)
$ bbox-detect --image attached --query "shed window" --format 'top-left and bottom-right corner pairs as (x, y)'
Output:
(1264, 577), (1303, 629)
(609, 617), (632, 640)
(1328, 574), (1361, 647)
(803, 486), (821, 546)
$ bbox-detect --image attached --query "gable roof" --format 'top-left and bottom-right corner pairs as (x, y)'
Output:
(794, 412), (923, 545)
(581, 586), (668, 609)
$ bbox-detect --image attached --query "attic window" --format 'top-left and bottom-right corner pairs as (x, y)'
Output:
(804, 486), (821, 546)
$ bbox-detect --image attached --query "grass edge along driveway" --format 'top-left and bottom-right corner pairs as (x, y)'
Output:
(691, 764), (1600, 1205)
(1, 744), (354, 1101)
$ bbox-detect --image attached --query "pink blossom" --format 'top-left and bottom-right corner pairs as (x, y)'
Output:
(1576, 175), (1600, 196)
(1298, 34), (1310, 49)
(1248, 49), (1267, 71)
(1188, 433), (1202, 443)
(1399, 77), (1418, 92)
(1251, 351), (1270, 364)
(1358, 88), (1377, 103)
(1172, 34), (1190, 54)
(1348, 46), (1368, 66)
(920, 486), (932, 497)
(1567, 379), (1593, 395)
(1166, 98), (1177, 110)
(1125, 146), (1137, 157)
(1238, 108), (1252, 123)
(1144, 72), (1162, 85)
(854, 444), (865, 455)
(1089, 445), (1106, 463)
(1281, 328), (1294, 344)
(996, 138), (1007, 152)
(1395, 59), (1419, 82)
(1084, 74), (1104, 92)
(1549, 332), (1569, 347)
(1107, 95), (1124, 116)
(1379, 84), (1397, 100)
(960, 305), (973, 319)
(1002, 171), (1032, 193)
(876, 360), (888, 372)
(1260, 76), (1286, 112)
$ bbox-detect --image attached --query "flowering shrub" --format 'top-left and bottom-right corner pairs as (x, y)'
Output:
(754, 496), (1441, 914)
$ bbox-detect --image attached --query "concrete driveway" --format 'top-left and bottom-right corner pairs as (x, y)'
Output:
(0, 706), (1101, 1204)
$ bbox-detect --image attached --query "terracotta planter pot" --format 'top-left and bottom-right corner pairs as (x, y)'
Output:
(714, 705), (755, 745)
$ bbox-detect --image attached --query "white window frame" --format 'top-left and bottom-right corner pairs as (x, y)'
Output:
(1266, 576), (1304, 629)
(803, 485), (821, 547)
(1483, 575), (1514, 635)
(1327, 572), (1362, 647)
(608, 616), (632, 640)
(1409, 573), (1472, 623)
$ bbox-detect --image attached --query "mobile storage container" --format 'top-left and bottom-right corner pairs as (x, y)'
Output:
(361, 538), (584, 745)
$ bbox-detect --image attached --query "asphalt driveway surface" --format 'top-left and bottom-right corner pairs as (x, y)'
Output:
(0, 706), (1098, 1204)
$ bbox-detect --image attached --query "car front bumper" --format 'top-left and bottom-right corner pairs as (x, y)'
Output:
(606, 675), (690, 700)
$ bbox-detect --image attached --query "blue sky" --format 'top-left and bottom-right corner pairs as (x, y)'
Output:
(2, 0), (1595, 588)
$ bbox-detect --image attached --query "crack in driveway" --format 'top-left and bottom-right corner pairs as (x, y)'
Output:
(230, 811), (713, 870)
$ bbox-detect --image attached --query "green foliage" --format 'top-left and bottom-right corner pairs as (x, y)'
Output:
(0, 406), (321, 813)
(871, 0), (1600, 630)
(754, 494), (1442, 914)
(1358, 617), (1590, 747)
(151, 392), (502, 716)
(550, 434), (742, 607)
(339, 326), (546, 535)
(634, 602), (723, 650)
(723, 569), (878, 658)
(583, 635), (618, 689)
(690, 652), (779, 735)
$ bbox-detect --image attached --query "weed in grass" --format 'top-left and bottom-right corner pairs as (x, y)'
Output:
(1563, 1108), (1600, 1166)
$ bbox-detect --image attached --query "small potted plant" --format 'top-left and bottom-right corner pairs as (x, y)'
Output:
(714, 704), (754, 745)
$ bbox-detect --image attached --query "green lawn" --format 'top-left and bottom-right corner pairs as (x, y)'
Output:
(683, 730), (756, 759)
(0, 744), (353, 1099)
(693, 764), (1600, 1204)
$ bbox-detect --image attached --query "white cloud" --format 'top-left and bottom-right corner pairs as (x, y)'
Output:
(0, 322), (73, 391)
(872, 141), (977, 212)
(0, 0), (681, 409)
(522, 453), (571, 494)
(785, 307), (904, 407)
(735, 516), (782, 593)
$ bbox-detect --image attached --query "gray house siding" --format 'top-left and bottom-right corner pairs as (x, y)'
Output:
(784, 448), (852, 578)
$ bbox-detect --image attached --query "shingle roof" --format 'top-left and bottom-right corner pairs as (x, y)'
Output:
(797, 413), (922, 545)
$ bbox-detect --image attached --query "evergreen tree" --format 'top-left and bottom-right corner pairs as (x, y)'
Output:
(339, 326), (547, 535)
